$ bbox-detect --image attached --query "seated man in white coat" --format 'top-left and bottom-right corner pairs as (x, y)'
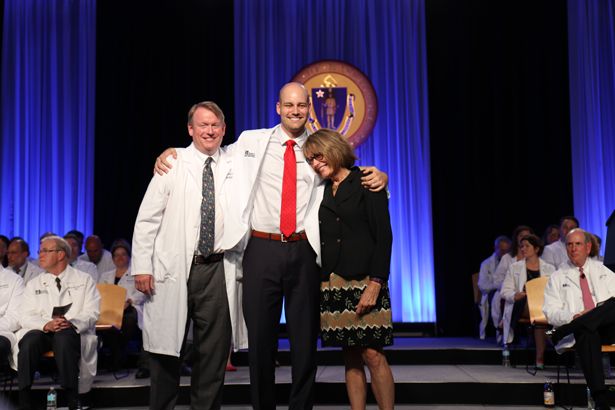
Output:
(542, 216), (579, 269)
(7, 238), (43, 284)
(64, 233), (99, 281)
(0, 265), (24, 369)
(477, 235), (511, 339)
(17, 236), (100, 410)
(79, 235), (116, 277)
(544, 229), (615, 410)
(132, 101), (247, 410)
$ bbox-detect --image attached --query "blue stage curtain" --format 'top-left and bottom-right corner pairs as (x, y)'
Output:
(567, 0), (615, 249)
(0, 0), (96, 249)
(234, 0), (435, 322)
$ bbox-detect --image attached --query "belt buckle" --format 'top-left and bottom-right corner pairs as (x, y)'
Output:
(280, 233), (288, 243)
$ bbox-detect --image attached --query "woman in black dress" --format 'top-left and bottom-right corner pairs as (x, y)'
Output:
(303, 128), (394, 410)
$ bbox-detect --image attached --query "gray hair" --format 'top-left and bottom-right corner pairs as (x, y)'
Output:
(41, 235), (72, 259)
(566, 228), (592, 244)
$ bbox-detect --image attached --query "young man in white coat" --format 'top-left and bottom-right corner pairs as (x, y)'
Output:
(0, 265), (24, 369)
(132, 101), (247, 410)
(544, 229), (615, 410)
(17, 236), (100, 410)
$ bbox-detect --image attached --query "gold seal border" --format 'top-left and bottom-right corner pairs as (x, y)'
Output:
(292, 60), (378, 147)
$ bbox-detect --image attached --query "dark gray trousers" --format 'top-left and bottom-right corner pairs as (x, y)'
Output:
(149, 259), (231, 410)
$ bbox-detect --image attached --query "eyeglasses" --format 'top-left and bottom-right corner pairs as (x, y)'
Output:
(38, 249), (62, 254)
(306, 153), (324, 165)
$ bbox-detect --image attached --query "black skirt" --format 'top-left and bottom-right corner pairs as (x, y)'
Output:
(320, 273), (393, 348)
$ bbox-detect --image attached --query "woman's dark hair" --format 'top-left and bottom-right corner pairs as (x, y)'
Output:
(520, 233), (544, 257)
(510, 225), (534, 257)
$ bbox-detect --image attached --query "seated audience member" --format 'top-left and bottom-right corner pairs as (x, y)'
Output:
(491, 225), (534, 337)
(477, 235), (512, 340)
(17, 236), (100, 410)
(0, 235), (9, 267)
(65, 230), (85, 256)
(589, 233), (604, 262)
(7, 238), (43, 284)
(542, 216), (579, 269)
(542, 224), (560, 246)
(98, 239), (146, 372)
(500, 234), (555, 368)
(64, 233), (99, 281)
(78, 235), (115, 276)
(544, 228), (615, 410)
(0, 265), (24, 368)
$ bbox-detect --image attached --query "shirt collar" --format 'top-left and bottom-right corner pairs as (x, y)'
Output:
(276, 125), (308, 148)
(193, 146), (220, 165)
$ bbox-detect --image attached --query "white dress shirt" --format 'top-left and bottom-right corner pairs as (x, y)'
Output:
(251, 127), (311, 234)
(193, 148), (224, 254)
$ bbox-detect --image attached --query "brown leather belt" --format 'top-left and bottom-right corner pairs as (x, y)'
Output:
(192, 253), (224, 265)
(251, 230), (308, 242)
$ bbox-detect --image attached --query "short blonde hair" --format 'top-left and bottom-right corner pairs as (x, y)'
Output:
(187, 101), (225, 125)
(302, 128), (357, 173)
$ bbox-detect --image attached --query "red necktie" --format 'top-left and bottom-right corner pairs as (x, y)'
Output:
(579, 267), (595, 310)
(280, 140), (297, 237)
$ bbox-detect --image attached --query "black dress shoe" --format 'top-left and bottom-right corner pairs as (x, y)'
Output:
(546, 329), (562, 345)
(135, 367), (150, 379)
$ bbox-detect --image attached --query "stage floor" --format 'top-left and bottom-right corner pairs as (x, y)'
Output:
(4, 337), (614, 408)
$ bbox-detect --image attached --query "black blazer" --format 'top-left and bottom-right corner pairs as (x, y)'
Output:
(319, 167), (393, 281)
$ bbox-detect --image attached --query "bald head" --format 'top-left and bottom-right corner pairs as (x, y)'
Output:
(278, 82), (308, 102)
(84, 235), (104, 264)
(276, 82), (310, 138)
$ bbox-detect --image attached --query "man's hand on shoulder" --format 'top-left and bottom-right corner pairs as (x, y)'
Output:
(154, 148), (178, 175)
(360, 166), (388, 192)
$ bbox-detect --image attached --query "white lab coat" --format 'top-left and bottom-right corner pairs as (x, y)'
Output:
(500, 258), (555, 345)
(0, 267), (24, 368)
(98, 268), (146, 329)
(543, 258), (615, 352)
(542, 240), (568, 270)
(477, 253), (499, 339)
(14, 261), (44, 285)
(490, 253), (522, 334)
(79, 250), (115, 278)
(15, 266), (100, 393)
(221, 125), (325, 264)
(131, 143), (248, 357)
(71, 259), (99, 282)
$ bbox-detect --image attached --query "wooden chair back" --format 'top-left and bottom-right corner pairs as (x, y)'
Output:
(96, 283), (126, 331)
(525, 276), (549, 326)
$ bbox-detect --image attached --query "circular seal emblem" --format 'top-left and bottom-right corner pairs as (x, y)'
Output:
(292, 60), (377, 147)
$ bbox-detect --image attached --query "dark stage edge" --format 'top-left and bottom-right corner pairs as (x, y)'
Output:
(3, 337), (614, 408)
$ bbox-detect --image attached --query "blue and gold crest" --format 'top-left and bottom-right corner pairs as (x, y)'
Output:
(293, 60), (377, 147)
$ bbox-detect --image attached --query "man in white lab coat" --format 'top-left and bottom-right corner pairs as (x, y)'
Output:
(132, 101), (247, 410)
(0, 265), (24, 368)
(542, 216), (579, 269)
(79, 235), (116, 277)
(477, 235), (511, 340)
(544, 229), (615, 410)
(7, 238), (43, 284)
(17, 236), (100, 410)
(64, 233), (99, 282)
